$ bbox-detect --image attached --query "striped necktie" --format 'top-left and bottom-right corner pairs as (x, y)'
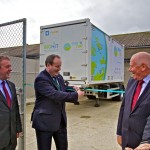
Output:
(2, 81), (11, 108)
(52, 77), (61, 90)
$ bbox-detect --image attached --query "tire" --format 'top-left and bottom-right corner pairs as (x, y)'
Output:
(112, 94), (122, 101)
(87, 95), (96, 99)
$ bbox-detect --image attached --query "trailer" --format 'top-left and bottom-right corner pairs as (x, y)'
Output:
(40, 18), (124, 106)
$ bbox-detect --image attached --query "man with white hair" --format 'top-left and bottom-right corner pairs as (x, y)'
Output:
(116, 52), (150, 150)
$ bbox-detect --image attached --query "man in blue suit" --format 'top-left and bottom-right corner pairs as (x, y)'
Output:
(31, 54), (84, 150)
(117, 52), (150, 150)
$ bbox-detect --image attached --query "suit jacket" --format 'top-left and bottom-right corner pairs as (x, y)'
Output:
(0, 80), (22, 148)
(142, 114), (150, 144)
(117, 78), (150, 149)
(32, 69), (78, 132)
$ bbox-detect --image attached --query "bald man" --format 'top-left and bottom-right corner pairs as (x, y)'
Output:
(116, 52), (150, 150)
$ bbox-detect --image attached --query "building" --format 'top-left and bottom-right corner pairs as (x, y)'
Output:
(112, 31), (150, 86)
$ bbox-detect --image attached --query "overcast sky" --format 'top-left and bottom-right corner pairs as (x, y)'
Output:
(0, 0), (150, 44)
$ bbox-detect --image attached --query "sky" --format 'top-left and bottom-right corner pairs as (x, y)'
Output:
(0, 0), (150, 44)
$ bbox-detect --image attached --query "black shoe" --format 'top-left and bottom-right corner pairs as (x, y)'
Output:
(74, 102), (80, 105)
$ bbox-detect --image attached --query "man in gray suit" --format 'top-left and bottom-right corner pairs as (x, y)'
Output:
(0, 56), (22, 150)
(117, 52), (150, 150)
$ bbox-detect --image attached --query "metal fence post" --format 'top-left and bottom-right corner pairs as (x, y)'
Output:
(0, 18), (27, 150)
(17, 88), (24, 150)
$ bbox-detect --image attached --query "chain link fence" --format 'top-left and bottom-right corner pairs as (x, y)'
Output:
(0, 18), (26, 150)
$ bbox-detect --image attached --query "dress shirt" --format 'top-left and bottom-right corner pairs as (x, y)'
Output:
(0, 80), (12, 99)
(140, 74), (150, 97)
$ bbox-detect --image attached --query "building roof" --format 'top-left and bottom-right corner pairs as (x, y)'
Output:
(112, 31), (150, 48)
(0, 44), (40, 59)
(26, 44), (40, 59)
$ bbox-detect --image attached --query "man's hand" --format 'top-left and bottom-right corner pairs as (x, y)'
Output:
(17, 132), (23, 138)
(77, 90), (84, 98)
(117, 135), (122, 146)
(73, 86), (80, 91)
(134, 143), (150, 150)
(125, 147), (133, 150)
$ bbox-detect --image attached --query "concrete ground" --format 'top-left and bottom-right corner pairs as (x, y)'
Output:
(25, 97), (122, 150)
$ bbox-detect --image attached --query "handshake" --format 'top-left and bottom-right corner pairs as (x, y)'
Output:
(73, 86), (85, 98)
(125, 143), (150, 150)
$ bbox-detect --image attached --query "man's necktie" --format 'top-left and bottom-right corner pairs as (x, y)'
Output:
(52, 77), (61, 90)
(2, 81), (11, 108)
(131, 80), (144, 111)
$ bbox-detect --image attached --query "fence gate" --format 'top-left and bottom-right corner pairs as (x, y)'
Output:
(0, 18), (26, 150)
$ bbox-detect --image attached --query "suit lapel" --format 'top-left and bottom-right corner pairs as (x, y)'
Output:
(57, 76), (63, 91)
(43, 70), (61, 90)
(0, 90), (8, 107)
(133, 81), (150, 111)
(128, 80), (138, 112)
(0, 80), (13, 108)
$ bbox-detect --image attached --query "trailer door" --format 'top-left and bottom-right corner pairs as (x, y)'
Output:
(40, 22), (87, 85)
(60, 23), (87, 84)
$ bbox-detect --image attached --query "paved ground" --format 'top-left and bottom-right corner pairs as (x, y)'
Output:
(24, 97), (122, 150)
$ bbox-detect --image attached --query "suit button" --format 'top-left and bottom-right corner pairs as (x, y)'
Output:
(128, 127), (131, 131)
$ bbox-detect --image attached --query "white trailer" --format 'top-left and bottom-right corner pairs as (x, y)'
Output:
(40, 18), (124, 106)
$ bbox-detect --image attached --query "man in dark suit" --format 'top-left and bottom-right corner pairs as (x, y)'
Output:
(125, 114), (150, 150)
(32, 54), (84, 150)
(116, 52), (150, 150)
(0, 56), (22, 150)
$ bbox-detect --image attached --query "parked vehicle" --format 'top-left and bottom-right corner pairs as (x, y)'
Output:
(40, 18), (124, 106)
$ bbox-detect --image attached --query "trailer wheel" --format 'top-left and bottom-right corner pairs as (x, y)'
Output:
(87, 95), (96, 100)
(112, 94), (122, 101)
(94, 104), (100, 107)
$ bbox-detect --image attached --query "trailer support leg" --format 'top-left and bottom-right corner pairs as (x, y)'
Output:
(94, 98), (100, 107)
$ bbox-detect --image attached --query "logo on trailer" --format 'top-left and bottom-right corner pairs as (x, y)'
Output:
(43, 43), (59, 51)
(114, 46), (122, 57)
(63, 41), (83, 51)
(45, 31), (50, 36)
(64, 43), (71, 51)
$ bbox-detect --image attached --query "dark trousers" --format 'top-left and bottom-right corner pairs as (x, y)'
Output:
(36, 127), (68, 150)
